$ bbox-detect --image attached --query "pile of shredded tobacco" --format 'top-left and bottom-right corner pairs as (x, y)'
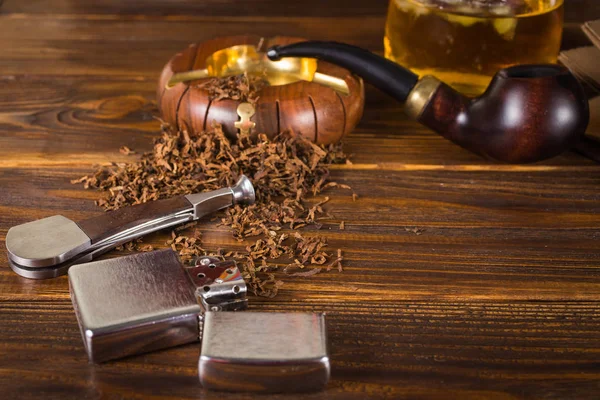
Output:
(73, 75), (353, 297)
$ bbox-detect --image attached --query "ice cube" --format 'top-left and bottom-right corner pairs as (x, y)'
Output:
(493, 17), (518, 40)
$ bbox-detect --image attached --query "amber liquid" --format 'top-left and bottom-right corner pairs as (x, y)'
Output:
(384, 0), (564, 95)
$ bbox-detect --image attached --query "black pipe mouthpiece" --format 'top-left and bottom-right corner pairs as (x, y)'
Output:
(266, 41), (420, 102)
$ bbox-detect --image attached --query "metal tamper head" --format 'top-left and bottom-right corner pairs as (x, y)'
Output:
(199, 312), (330, 393)
(68, 249), (247, 363)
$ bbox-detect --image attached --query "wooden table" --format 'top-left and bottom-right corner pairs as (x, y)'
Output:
(1, 1), (599, 399)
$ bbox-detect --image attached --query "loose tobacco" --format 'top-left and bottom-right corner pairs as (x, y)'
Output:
(73, 123), (352, 297)
(73, 73), (353, 297)
(198, 72), (268, 104)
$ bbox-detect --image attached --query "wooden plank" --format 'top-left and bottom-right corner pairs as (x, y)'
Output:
(1, 0), (390, 17)
(0, 19), (590, 81)
(0, 15), (385, 77)
(2, 0), (598, 24)
(0, 75), (593, 166)
(1, 166), (599, 302)
(0, 300), (599, 399)
(3, 167), (600, 225)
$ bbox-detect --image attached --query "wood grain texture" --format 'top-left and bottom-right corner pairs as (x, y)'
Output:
(1, 299), (600, 399)
(0, 0), (390, 17)
(0, 16), (385, 78)
(2, 0), (599, 22)
(77, 196), (192, 244)
(1, 0), (600, 399)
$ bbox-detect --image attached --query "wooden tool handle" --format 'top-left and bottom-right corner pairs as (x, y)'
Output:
(76, 196), (193, 244)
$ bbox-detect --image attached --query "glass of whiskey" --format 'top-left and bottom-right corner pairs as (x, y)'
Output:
(384, 0), (564, 95)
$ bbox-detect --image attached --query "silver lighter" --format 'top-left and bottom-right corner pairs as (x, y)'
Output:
(68, 249), (330, 393)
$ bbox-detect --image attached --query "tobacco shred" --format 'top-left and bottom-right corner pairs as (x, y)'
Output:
(119, 146), (136, 155)
(404, 227), (424, 236)
(197, 72), (268, 104)
(73, 74), (352, 297)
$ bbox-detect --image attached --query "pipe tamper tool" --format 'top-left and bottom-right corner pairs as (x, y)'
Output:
(6, 175), (255, 279)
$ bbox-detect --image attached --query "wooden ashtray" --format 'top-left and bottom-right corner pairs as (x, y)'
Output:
(157, 35), (364, 144)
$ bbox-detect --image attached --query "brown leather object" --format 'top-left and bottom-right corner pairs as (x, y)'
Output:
(157, 35), (364, 144)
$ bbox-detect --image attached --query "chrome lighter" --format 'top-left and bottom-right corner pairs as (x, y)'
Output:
(68, 249), (247, 363)
(199, 312), (330, 393)
(69, 249), (330, 392)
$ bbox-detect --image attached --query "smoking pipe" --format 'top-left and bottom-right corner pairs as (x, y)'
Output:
(267, 41), (589, 163)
